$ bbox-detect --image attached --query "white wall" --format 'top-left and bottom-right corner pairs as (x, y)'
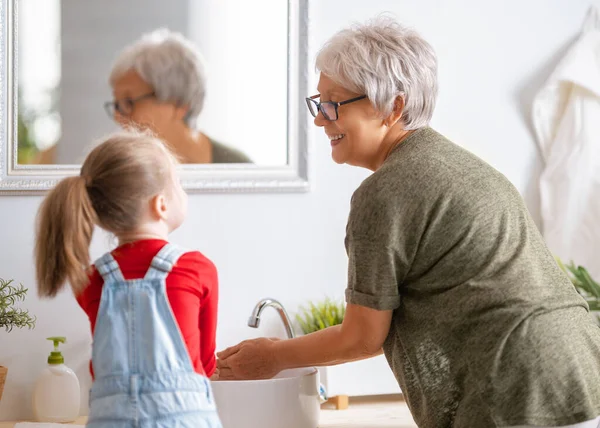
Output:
(1, 0), (597, 420)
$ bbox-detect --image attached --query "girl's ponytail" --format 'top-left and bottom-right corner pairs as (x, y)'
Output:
(35, 176), (97, 297)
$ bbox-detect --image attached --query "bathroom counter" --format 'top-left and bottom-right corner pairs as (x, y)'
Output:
(0, 399), (417, 428)
(319, 398), (416, 427)
(0, 418), (88, 427)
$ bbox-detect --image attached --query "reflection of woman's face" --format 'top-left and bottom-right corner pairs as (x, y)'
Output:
(111, 70), (183, 139)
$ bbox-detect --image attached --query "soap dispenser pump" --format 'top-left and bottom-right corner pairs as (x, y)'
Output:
(32, 336), (80, 422)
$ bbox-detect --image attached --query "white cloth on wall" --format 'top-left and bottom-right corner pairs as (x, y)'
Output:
(532, 5), (600, 278)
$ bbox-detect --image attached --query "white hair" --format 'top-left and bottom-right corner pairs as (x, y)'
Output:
(316, 16), (438, 129)
(109, 28), (207, 129)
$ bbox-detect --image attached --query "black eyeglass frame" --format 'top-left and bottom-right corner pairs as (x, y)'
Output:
(305, 94), (367, 121)
(103, 92), (156, 119)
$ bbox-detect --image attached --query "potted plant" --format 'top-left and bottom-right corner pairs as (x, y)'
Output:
(295, 297), (346, 335)
(0, 278), (36, 402)
(556, 258), (600, 323)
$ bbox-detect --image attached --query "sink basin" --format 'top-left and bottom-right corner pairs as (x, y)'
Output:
(211, 367), (321, 428)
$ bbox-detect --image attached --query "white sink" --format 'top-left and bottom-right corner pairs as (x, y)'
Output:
(211, 367), (321, 428)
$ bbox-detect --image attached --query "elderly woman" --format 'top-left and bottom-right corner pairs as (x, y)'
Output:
(217, 17), (600, 428)
(105, 29), (251, 164)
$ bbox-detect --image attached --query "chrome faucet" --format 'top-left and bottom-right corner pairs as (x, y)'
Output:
(248, 298), (296, 339)
(248, 298), (328, 403)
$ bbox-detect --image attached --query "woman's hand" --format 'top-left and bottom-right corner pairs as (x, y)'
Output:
(216, 304), (392, 380)
(216, 337), (282, 380)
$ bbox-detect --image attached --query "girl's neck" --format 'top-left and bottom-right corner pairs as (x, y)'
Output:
(117, 231), (168, 247)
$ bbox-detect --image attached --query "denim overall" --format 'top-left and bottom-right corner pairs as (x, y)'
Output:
(86, 243), (222, 428)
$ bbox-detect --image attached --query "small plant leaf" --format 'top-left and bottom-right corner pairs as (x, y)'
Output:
(556, 257), (600, 325)
(0, 278), (36, 332)
(295, 297), (345, 334)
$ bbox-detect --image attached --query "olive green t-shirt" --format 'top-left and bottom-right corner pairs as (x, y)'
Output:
(345, 127), (600, 427)
(211, 139), (252, 164)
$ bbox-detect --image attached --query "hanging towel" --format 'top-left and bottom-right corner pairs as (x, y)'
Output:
(532, 5), (600, 278)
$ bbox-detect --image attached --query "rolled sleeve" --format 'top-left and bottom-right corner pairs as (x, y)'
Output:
(345, 238), (404, 311)
(345, 288), (401, 310)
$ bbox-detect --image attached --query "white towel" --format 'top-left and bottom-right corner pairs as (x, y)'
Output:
(532, 5), (600, 277)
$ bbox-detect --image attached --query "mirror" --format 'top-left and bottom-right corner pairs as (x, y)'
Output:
(0, 0), (310, 193)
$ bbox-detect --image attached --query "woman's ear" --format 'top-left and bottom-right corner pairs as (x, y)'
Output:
(173, 104), (190, 123)
(385, 95), (405, 127)
(149, 193), (169, 221)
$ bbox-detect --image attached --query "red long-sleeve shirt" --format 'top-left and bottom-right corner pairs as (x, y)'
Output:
(76, 239), (218, 378)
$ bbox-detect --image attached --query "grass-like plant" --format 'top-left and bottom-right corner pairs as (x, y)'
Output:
(556, 257), (600, 326)
(295, 297), (345, 334)
(0, 278), (36, 332)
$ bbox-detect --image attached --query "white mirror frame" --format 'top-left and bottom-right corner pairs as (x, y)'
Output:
(0, 0), (311, 194)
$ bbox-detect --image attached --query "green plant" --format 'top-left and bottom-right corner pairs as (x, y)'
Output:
(18, 108), (39, 164)
(17, 85), (61, 164)
(0, 278), (36, 332)
(295, 297), (345, 334)
(556, 257), (600, 313)
(17, 87), (40, 164)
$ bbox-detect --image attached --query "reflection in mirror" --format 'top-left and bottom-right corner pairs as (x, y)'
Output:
(17, 0), (288, 166)
(17, 0), (60, 164)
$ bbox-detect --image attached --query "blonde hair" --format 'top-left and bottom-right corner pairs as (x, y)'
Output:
(35, 130), (178, 298)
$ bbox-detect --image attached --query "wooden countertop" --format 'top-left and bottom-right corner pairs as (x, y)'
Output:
(0, 417), (87, 427)
(0, 399), (416, 428)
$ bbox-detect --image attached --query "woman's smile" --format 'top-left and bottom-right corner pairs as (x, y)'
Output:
(328, 133), (345, 146)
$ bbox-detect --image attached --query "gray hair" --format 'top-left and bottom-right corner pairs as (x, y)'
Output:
(109, 28), (207, 129)
(316, 16), (438, 129)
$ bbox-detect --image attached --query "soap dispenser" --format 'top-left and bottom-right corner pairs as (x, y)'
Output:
(32, 336), (80, 422)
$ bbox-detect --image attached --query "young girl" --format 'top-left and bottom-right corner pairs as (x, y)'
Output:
(34, 131), (222, 428)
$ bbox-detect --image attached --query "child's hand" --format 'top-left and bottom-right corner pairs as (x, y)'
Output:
(210, 367), (220, 381)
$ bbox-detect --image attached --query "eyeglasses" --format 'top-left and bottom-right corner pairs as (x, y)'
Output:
(104, 92), (155, 119)
(305, 94), (367, 121)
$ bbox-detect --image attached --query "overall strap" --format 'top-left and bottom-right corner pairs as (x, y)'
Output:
(94, 252), (125, 283)
(144, 243), (186, 281)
